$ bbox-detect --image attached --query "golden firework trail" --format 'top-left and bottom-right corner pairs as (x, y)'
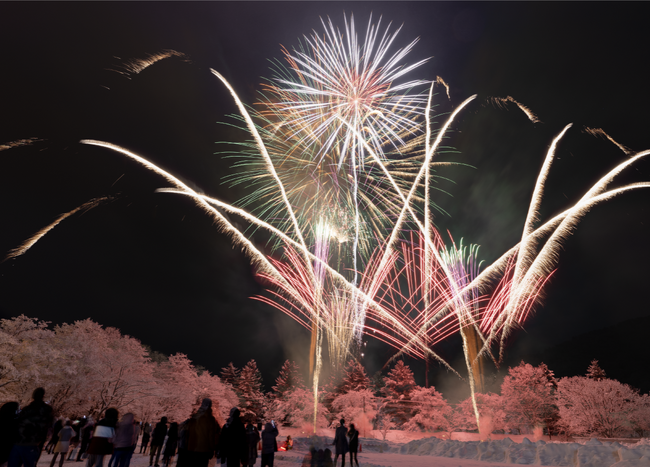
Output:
(4, 197), (110, 262)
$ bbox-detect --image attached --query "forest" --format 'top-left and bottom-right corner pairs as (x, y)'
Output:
(2, 315), (649, 439)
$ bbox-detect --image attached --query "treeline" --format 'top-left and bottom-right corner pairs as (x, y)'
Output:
(224, 358), (650, 439)
(0, 316), (238, 423)
(3, 315), (650, 439)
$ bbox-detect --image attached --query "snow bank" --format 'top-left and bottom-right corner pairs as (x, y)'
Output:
(397, 436), (650, 466)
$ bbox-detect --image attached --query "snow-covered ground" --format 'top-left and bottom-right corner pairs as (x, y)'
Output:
(34, 430), (650, 467)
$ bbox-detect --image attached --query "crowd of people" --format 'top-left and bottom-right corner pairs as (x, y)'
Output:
(0, 388), (367, 468)
(0, 388), (289, 467)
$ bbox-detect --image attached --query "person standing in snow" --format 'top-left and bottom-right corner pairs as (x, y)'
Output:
(161, 421), (178, 467)
(218, 408), (247, 467)
(176, 398), (220, 467)
(111, 412), (137, 467)
(347, 423), (359, 467)
(86, 407), (118, 467)
(149, 417), (168, 467)
(245, 421), (260, 466)
(332, 418), (348, 467)
(0, 401), (19, 466)
(76, 418), (94, 462)
(50, 420), (76, 467)
(260, 421), (278, 467)
(45, 419), (64, 455)
(140, 422), (151, 454)
(8, 387), (54, 467)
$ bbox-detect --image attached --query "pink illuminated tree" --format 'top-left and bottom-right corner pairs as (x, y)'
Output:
(500, 361), (558, 433)
(0, 316), (60, 406)
(557, 376), (642, 437)
(586, 360), (606, 381)
(340, 360), (370, 393)
(331, 389), (377, 431)
(237, 360), (265, 422)
(382, 360), (417, 427)
(403, 386), (451, 432)
(453, 392), (506, 433)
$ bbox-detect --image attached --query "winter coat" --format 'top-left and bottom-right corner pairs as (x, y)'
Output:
(186, 410), (220, 453)
(80, 422), (94, 443)
(163, 423), (179, 456)
(0, 401), (19, 465)
(151, 420), (168, 446)
(218, 408), (247, 466)
(113, 413), (137, 449)
(87, 421), (116, 456)
(49, 419), (63, 445)
(53, 426), (77, 453)
(13, 399), (53, 447)
(261, 423), (278, 455)
(333, 425), (348, 455)
(245, 423), (260, 463)
(141, 424), (151, 445)
(347, 428), (359, 452)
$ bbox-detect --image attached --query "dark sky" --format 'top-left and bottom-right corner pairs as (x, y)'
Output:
(1, 2), (649, 396)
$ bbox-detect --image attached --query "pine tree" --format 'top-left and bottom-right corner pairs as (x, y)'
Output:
(272, 360), (304, 399)
(382, 360), (417, 427)
(383, 360), (417, 400)
(538, 362), (558, 390)
(220, 362), (240, 387)
(586, 359), (606, 381)
(340, 360), (370, 393)
(237, 360), (265, 422)
(370, 371), (385, 396)
(322, 367), (345, 413)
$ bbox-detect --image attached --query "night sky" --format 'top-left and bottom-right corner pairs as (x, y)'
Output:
(1, 2), (649, 398)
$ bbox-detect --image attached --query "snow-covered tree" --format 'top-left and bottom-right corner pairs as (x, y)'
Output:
(132, 353), (237, 425)
(382, 360), (418, 427)
(53, 319), (156, 417)
(557, 376), (642, 438)
(0, 315), (239, 423)
(194, 369), (239, 426)
(0, 315), (60, 405)
(237, 360), (265, 422)
(586, 359), (606, 381)
(403, 386), (452, 433)
(330, 389), (377, 434)
(271, 387), (329, 430)
(147, 353), (201, 423)
(272, 360), (303, 399)
(629, 393), (650, 437)
(321, 368), (345, 416)
(453, 393), (506, 434)
(268, 360), (304, 424)
(220, 362), (240, 387)
(375, 407), (395, 441)
(500, 361), (558, 433)
(340, 360), (370, 393)
(370, 371), (385, 396)
(383, 361), (417, 399)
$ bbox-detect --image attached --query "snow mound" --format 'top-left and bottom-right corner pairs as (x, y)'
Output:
(399, 436), (650, 466)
